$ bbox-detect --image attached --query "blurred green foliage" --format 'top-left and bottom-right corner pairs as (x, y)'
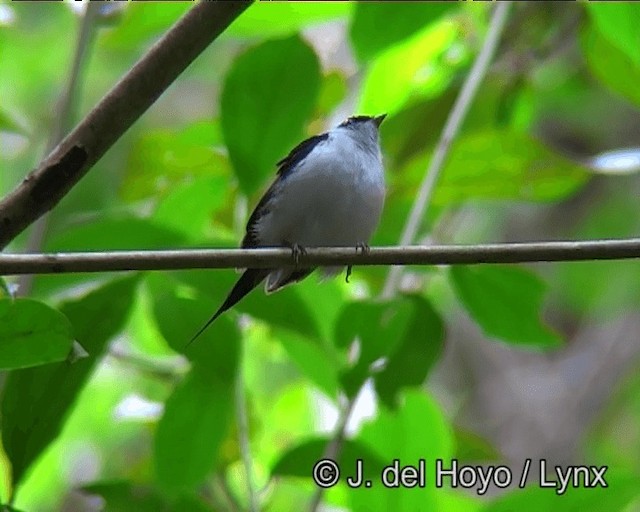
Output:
(1, 2), (639, 511)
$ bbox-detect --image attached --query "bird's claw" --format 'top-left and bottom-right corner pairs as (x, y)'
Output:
(287, 242), (307, 266)
(346, 244), (369, 283)
(355, 242), (370, 255)
(345, 265), (353, 283)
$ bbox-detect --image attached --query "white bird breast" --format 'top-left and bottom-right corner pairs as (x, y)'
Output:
(255, 131), (385, 248)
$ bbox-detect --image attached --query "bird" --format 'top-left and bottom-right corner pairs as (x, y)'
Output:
(187, 114), (387, 345)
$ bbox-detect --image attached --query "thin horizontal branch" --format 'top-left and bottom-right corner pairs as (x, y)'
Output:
(0, 1), (252, 250)
(1, 238), (639, 275)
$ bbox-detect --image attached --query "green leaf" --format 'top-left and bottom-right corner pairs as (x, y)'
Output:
(553, 192), (640, 316)
(169, 269), (322, 342)
(278, 330), (340, 399)
(221, 35), (321, 195)
(227, 3), (352, 37)
(582, 26), (640, 108)
(45, 216), (184, 252)
(1, 276), (139, 487)
(350, 2), (456, 62)
(0, 108), (28, 135)
(81, 481), (166, 512)
(82, 481), (215, 512)
(149, 279), (241, 491)
(399, 130), (589, 207)
(450, 265), (561, 347)
(316, 71), (348, 117)
(271, 437), (386, 481)
(121, 121), (230, 202)
(335, 300), (412, 397)
(350, 391), (454, 511)
(358, 19), (460, 116)
(152, 175), (230, 241)
(0, 299), (74, 370)
(154, 361), (238, 492)
(374, 297), (445, 409)
(333, 297), (444, 402)
(102, 3), (191, 51)
(453, 428), (500, 462)
(586, 4), (640, 69)
(486, 469), (639, 512)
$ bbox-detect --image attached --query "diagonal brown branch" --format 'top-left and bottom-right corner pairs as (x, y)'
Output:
(1, 238), (639, 275)
(0, 1), (253, 250)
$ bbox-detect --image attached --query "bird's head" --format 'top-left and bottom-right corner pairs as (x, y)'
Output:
(337, 114), (386, 146)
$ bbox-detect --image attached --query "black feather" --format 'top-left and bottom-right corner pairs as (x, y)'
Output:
(338, 115), (374, 128)
(276, 133), (328, 177)
(186, 268), (270, 347)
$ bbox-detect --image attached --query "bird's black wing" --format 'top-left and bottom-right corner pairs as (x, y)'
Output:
(276, 133), (328, 177)
(241, 180), (278, 248)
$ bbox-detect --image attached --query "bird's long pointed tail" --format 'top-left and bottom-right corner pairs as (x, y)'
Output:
(186, 268), (270, 347)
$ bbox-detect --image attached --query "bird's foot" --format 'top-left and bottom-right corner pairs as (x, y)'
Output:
(346, 244), (369, 283)
(355, 242), (370, 255)
(285, 241), (307, 266)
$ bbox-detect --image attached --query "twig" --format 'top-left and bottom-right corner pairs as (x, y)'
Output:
(18, 2), (102, 296)
(308, 395), (358, 512)
(381, 2), (512, 298)
(1, 238), (639, 275)
(0, 1), (253, 250)
(235, 364), (260, 512)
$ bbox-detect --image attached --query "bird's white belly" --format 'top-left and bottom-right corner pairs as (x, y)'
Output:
(257, 162), (384, 248)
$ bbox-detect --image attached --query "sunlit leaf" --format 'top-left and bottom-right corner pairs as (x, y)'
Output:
(1, 276), (139, 487)
(0, 299), (73, 370)
(152, 175), (230, 241)
(227, 2), (352, 37)
(121, 121), (230, 202)
(582, 26), (640, 108)
(0, 108), (27, 135)
(397, 130), (589, 207)
(585, 4), (640, 69)
(450, 265), (562, 347)
(350, 2), (456, 62)
(221, 35), (321, 195)
(316, 71), (348, 118)
(101, 3), (191, 50)
(358, 19), (460, 116)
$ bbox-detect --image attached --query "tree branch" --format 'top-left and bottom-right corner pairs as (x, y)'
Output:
(1, 238), (639, 275)
(18, 2), (103, 296)
(0, 1), (253, 250)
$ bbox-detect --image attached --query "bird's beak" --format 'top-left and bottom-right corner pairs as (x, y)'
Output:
(373, 114), (387, 128)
